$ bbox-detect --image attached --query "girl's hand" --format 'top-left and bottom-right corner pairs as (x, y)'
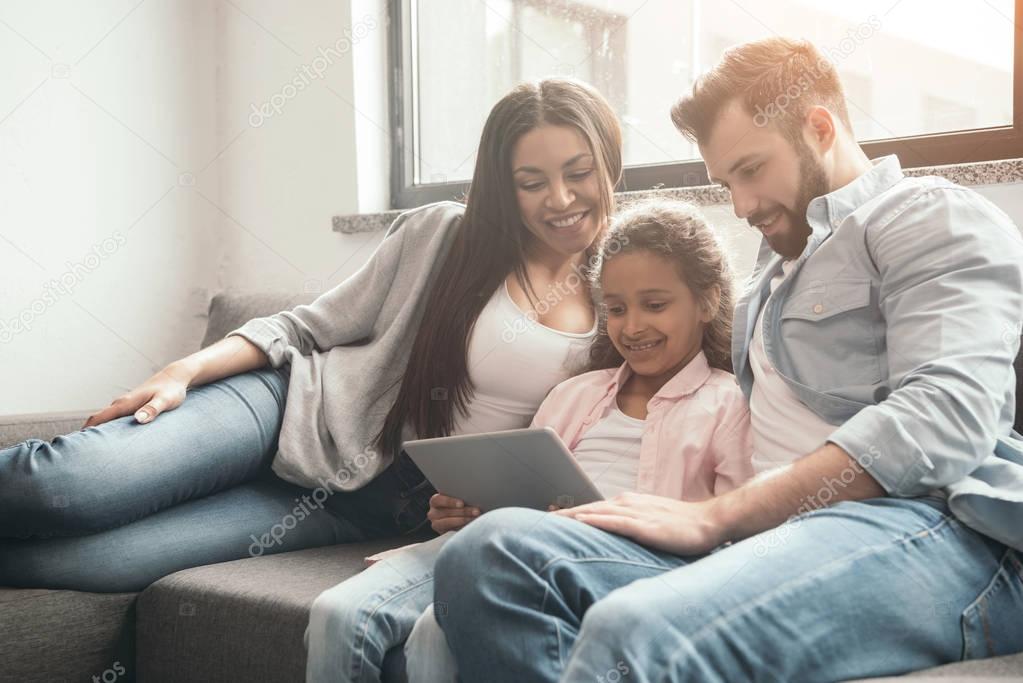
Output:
(554, 491), (726, 556)
(82, 362), (195, 428)
(428, 493), (481, 533)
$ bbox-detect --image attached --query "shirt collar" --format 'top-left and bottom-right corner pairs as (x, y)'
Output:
(806, 154), (905, 235)
(603, 349), (713, 401)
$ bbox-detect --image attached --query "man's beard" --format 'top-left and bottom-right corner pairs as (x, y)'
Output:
(764, 142), (830, 259)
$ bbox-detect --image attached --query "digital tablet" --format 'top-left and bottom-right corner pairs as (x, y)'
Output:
(403, 427), (605, 512)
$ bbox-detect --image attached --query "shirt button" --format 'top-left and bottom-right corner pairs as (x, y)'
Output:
(813, 303), (824, 314)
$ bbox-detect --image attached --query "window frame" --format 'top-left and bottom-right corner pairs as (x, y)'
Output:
(389, 0), (1023, 209)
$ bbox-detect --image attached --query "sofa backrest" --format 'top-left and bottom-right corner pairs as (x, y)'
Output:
(200, 291), (317, 350)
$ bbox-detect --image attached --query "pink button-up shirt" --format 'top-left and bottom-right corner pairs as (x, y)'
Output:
(530, 350), (754, 501)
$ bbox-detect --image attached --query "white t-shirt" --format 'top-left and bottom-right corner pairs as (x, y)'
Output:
(453, 280), (596, 435)
(571, 406), (644, 498)
(748, 260), (836, 476)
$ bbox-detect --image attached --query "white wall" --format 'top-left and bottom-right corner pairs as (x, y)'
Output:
(0, 0), (388, 415)
(214, 0), (389, 294)
(213, 0), (388, 294)
(976, 183), (1023, 228)
(1, 0), (221, 415)
(2, 2), (1020, 417)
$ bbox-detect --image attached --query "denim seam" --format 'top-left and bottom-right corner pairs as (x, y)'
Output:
(536, 555), (680, 577)
(540, 584), (566, 670)
(554, 604), (565, 671)
(349, 575), (435, 682)
(961, 547), (1015, 659)
(536, 557), (675, 674)
(656, 511), (959, 676)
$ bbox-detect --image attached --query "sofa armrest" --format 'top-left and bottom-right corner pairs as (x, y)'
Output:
(0, 411), (96, 449)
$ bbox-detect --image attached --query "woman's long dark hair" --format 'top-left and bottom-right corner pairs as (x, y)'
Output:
(377, 78), (623, 456)
(586, 199), (736, 374)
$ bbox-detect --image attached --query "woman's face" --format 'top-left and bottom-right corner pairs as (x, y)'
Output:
(511, 124), (606, 259)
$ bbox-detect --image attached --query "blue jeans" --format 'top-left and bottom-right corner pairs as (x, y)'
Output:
(0, 367), (433, 592)
(305, 532), (458, 683)
(433, 498), (1023, 683)
(405, 603), (457, 683)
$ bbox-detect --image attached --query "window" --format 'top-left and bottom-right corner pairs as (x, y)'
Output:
(390, 0), (1023, 208)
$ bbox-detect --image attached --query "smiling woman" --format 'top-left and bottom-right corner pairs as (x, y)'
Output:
(512, 128), (604, 261)
(378, 77), (622, 457)
(303, 78), (625, 683)
(0, 78), (623, 606)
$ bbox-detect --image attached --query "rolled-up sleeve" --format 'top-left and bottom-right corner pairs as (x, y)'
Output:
(828, 188), (1023, 496)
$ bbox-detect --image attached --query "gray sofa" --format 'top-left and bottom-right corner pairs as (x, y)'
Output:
(2, 291), (1022, 682)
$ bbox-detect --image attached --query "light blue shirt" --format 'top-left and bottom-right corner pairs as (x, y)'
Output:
(733, 155), (1023, 550)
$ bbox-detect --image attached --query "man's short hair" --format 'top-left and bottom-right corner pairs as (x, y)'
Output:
(671, 37), (853, 146)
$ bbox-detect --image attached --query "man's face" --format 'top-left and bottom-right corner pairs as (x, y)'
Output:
(700, 100), (829, 259)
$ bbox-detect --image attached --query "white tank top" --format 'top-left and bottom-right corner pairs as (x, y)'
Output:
(453, 280), (597, 435)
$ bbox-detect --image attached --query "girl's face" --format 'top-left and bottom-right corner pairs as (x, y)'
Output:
(512, 124), (606, 259)
(601, 251), (713, 383)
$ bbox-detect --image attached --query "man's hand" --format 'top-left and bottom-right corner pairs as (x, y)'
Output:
(555, 443), (886, 555)
(554, 491), (727, 555)
(428, 493), (481, 533)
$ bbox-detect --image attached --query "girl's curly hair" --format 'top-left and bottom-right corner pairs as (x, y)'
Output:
(587, 199), (735, 373)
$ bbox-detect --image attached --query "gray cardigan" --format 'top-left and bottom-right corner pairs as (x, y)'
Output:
(226, 201), (465, 491)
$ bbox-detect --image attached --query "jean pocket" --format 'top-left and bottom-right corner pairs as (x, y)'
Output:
(961, 549), (1023, 660)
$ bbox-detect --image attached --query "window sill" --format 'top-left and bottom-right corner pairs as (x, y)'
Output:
(332, 157), (1023, 234)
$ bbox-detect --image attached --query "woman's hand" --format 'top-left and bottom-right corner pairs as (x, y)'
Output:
(82, 361), (196, 428)
(428, 493), (481, 533)
(553, 491), (727, 556)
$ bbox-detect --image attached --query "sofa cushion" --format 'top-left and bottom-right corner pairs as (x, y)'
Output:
(136, 538), (425, 683)
(0, 587), (137, 682)
(845, 651), (1023, 680)
(0, 411), (94, 449)
(200, 291), (317, 350)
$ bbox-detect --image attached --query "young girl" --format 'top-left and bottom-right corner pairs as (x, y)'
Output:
(305, 199), (754, 683)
